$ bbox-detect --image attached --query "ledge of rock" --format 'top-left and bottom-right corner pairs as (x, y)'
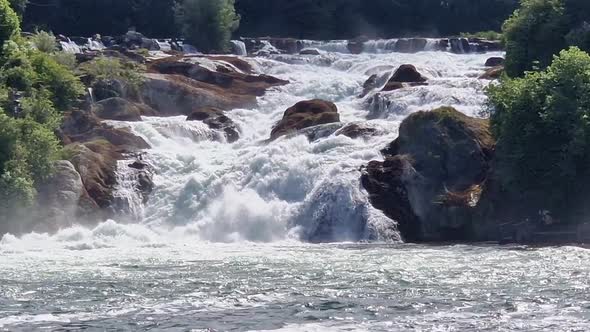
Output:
(362, 107), (495, 242)
(270, 99), (340, 140)
(187, 107), (240, 143)
(92, 97), (155, 121)
(336, 123), (380, 139)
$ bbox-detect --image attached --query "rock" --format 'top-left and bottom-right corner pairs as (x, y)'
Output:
(270, 99), (340, 140)
(65, 140), (121, 211)
(300, 48), (321, 55)
(141, 73), (257, 115)
(336, 123), (379, 139)
(35, 161), (86, 232)
(485, 57), (505, 67)
(360, 74), (379, 97)
(480, 66), (504, 80)
(381, 65), (428, 92)
(347, 37), (368, 54)
(92, 97), (153, 121)
(141, 56), (287, 115)
(62, 110), (149, 150)
(390, 64), (428, 83)
(362, 107), (495, 242)
(187, 107), (240, 143)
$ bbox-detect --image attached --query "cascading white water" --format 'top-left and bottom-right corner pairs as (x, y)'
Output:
(101, 50), (499, 244)
(59, 39), (82, 54)
(231, 40), (248, 55)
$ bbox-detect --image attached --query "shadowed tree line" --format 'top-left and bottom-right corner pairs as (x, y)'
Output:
(21, 0), (518, 39)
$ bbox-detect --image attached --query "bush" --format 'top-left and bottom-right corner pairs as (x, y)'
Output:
(79, 56), (144, 87)
(52, 51), (77, 70)
(460, 31), (503, 41)
(175, 0), (240, 53)
(487, 47), (590, 212)
(30, 30), (57, 53)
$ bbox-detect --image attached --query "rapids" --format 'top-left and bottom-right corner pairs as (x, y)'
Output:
(6, 47), (572, 332)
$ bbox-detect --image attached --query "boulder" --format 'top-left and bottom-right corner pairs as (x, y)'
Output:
(381, 65), (428, 92)
(360, 74), (379, 97)
(336, 123), (380, 139)
(395, 38), (427, 53)
(485, 57), (505, 67)
(270, 99), (340, 140)
(187, 107), (240, 143)
(362, 107), (495, 242)
(35, 161), (87, 232)
(92, 97), (153, 121)
(480, 66), (504, 80)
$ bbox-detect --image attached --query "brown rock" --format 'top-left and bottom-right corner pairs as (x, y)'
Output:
(480, 66), (504, 80)
(485, 57), (505, 67)
(92, 97), (153, 121)
(336, 123), (379, 139)
(270, 99), (340, 140)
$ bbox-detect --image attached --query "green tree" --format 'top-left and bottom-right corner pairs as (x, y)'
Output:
(0, 0), (20, 46)
(175, 0), (240, 53)
(488, 47), (590, 214)
(502, 0), (568, 77)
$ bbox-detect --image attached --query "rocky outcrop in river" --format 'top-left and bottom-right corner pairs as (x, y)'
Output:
(362, 107), (496, 242)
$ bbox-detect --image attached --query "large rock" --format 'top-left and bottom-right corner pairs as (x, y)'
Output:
(92, 97), (154, 121)
(35, 161), (87, 232)
(381, 64), (428, 92)
(394, 38), (428, 53)
(485, 57), (505, 67)
(270, 99), (340, 140)
(362, 107), (495, 242)
(480, 66), (504, 80)
(187, 107), (240, 143)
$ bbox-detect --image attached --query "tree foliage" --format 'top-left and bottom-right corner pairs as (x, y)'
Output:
(175, 0), (240, 53)
(488, 47), (590, 213)
(0, 0), (20, 46)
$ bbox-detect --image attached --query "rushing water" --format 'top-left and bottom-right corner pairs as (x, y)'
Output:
(4, 48), (583, 331)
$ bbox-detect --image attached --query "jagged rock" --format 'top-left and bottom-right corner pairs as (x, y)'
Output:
(485, 57), (505, 67)
(360, 74), (379, 97)
(381, 64), (428, 92)
(270, 99), (340, 140)
(92, 97), (154, 121)
(336, 123), (380, 139)
(187, 107), (240, 143)
(362, 107), (495, 242)
(480, 66), (504, 80)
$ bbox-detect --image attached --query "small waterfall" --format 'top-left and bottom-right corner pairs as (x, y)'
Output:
(231, 40), (247, 56)
(86, 38), (105, 51)
(156, 39), (172, 52)
(59, 39), (81, 54)
(113, 159), (146, 221)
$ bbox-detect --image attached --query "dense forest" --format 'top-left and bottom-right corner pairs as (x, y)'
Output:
(21, 0), (518, 39)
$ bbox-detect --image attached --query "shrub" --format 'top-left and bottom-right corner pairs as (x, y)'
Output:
(460, 31), (503, 41)
(30, 30), (57, 53)
(79, 56), (144, 87)
(52, 51), (77, 70)
(175, 0), (240, 53)
(487, 47), (590, 212)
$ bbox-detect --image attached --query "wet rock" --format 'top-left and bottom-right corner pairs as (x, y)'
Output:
(300, 48), (321, 55)
(360, 74), (379, 97)
(336, 123), (380, 139)
(270, 99), (340, 140)
(92, 97), (154, 121)
(381, 64), (428, 92)
(485, 57), (505, 67)
(187, 107), (240, 143)
(480, 66), (504, 80)
(35, 161), (87, 232)
(362, 107), (495, 242)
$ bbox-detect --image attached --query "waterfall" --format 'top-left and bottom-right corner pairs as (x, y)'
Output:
(86, 38), (105, 51)
(59, 39), (81, 54)
(112, 159), (146, 221)
(231, 40), (247, 56)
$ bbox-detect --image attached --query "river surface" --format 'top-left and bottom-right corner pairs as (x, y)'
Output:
(3, 45), (584, 331)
